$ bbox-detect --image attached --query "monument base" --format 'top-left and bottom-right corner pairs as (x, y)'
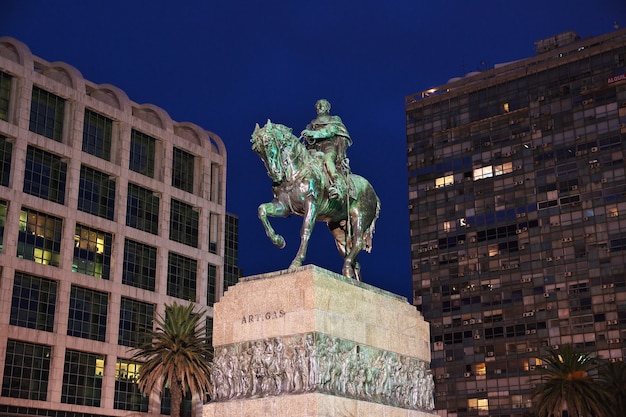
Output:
(204, 265), (437, 417)
(204, 393), (437, 417)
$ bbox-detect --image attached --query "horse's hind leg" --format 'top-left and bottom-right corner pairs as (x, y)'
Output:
(342, 217), (365, 280)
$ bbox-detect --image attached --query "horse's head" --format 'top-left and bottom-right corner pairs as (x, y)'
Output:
(251, 120), (298, 182)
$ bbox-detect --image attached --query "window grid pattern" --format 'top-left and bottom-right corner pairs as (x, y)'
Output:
(23, 146), (67, 204)
(114, 358), (148, 412)
(82, 109), (112, 160)
(207, 263), (217, 307)
(17, 207), (63, 267)
(169, 198), (199, 248)
(78, 165), (115, 220)
(0, 71), (11, 121)
(73, 224), (112, 279)
(118, 297), (154, 348)
(2, 340), (51, 400)
(406, 40), (626, 416)
(129, 129), (156, 177)
(0, 135), (12, 187)
(172, 147), (195, 193)
(126, 183), (160, 235)
(61, 349), (103, 407)
(10, 271), (57, 331)
(67, 285), (108, 342)
(122, 238), (157, 291)
(167, 252), (197, 301)
(29, 86), (65, 141)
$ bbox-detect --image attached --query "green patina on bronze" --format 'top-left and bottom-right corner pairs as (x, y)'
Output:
(251, 101), (380, 281)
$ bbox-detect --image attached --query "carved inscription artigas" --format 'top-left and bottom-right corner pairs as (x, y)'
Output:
(241, 310), (286, 324)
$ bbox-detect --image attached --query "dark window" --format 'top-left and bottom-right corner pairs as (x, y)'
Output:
(10, 271), (57, 331)
(209, 212), (219, 254)
(0, 71), (11, 121)
(129, 129), (155, 177)
(67, 285), (108, 342)
(122, 239), (157, 291)
(2, 340), (51, 400)
(207, 263), (217, 307)
(17, 207), (63, 267)
(73, 224), (112, 279)
(0, 199), (6, 251)
(118, 297), (154, 348)
(126, 183), (159, 234)
(0, 135), (12, 186)
(23, 146), (67, 204)
(62, 350), (103, 406)
(29, 86), (65, 141)
(172, 147), (195, 193)
(169, 198), (199, 247)
(167, 252), (197, 301)
(78, 165), (115, 220)
(82, 109), (112, 160)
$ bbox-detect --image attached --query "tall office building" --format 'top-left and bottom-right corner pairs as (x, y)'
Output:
(0, 37), (229, 417)
(406, 29), (626, 416)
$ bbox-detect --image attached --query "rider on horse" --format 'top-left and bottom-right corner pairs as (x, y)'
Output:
(300, 99), (352, 200)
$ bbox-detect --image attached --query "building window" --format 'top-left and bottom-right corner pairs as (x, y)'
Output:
(206, 317), (213, 347)
(23, 146), (67, 204)
(67, 285), (108, 342)
(114, 359), (148, 412)
(473, 166), (493, 181)
(62, 349), (104, 407)
(10, 271), (57, 331)
(126, 183), (160, 235)
(172, 147), (195, 193)
(129, 129), (156, 178)
(0, 199), (6, 251)
(436, 174), (454, 188)
(0, 71), (11, 121)
(29, 86), (65, 141)
(169, 198), (199, 248)
(82, 109), (112, 160)
(207, 263), (217, 306)
(167, 252), (197, 301)
(209, 212), (219, 254)
(73, 224), (112, 279)
(2, 340), (51, 400)
(118, 297), (154, 348)
(0, 135), (12, 187)
(122, 238), (157, 291)
(78, 165), (115, 220)
(17, 207), (63, 267)
(210, 163), (221, 203)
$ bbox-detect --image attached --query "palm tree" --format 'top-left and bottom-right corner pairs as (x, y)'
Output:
(597, 360), (626, 417)
(132, 302), (213, 417)
(531, 344), (612, 417)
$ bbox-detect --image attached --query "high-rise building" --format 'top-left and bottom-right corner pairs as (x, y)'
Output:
(406, 28), (626, 416)
(0, 37), (229, 417)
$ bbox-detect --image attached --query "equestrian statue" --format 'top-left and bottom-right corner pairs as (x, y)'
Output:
(251, 100), (380, 281)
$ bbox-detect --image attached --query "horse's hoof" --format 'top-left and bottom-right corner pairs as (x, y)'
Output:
(273, 236), (286, 249)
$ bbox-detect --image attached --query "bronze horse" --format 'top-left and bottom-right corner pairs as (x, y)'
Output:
(251, 120), (380, 281)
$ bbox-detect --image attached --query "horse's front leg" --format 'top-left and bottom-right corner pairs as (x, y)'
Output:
(258, 200), (289, 249)
(290, 198), (317, 269)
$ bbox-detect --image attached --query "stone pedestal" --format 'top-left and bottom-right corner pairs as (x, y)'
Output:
(204, 265), (437, 417)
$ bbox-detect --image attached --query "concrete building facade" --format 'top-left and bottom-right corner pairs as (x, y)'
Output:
(406, 29), (626, 416)
(0, 37), (228, 417)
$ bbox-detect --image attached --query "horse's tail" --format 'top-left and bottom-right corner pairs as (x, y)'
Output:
(364, 196), (381, 253)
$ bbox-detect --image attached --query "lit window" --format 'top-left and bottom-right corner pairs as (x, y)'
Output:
(73, 224), (112, 279)
(436, 174), (454, 188)
(473, 166), (493, 181)
(494, 162), (513, 176)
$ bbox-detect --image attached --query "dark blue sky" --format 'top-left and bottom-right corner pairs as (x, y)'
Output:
(2, 1), (625, 300)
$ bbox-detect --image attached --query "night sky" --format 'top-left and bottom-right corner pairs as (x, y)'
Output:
(2, 1), (625, 301)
